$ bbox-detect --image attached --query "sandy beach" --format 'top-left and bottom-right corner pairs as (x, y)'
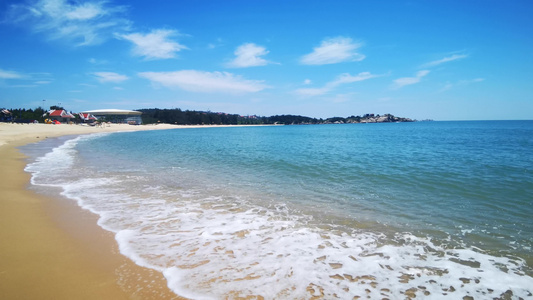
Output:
(0, 123), (193, 299)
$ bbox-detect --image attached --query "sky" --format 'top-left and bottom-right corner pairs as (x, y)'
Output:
(0, 0), (532, 120)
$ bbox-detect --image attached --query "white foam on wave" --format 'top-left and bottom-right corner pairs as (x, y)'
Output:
(58, 180), (533, 299)
(25, 138), (79, 186)
(24, 133), (111, 187)
(24, 135), (533, 299)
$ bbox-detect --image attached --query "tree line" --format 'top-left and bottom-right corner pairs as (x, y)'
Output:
(0, 107), (49, 123)
(137, 108), (327, 125)
(137, 108), (414, 125)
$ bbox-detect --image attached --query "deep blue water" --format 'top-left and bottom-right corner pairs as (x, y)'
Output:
(23, 121), (533, 299)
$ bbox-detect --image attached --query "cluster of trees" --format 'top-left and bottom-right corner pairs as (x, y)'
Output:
(138, 108), (328, 125)
(137, 108), (263, 125)
(0, 107), (48, 123)
(138, 108), (332, 125)
(138, 108), (414, 125)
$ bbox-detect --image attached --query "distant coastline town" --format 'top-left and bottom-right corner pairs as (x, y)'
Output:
(1, 106), (418, 125)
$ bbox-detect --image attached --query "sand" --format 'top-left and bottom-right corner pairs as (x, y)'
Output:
(0, 122), (204, 148)
(0, 123), (203, 299)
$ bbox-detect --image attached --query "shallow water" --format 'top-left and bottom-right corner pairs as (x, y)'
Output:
(22, 121), (533, 299)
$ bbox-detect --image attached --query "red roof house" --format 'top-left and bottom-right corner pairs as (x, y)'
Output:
(47, 110), (75, 123)
(78, 113), (97, 122)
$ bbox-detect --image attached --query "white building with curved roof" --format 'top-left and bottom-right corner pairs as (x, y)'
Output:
(81, 109), (142, 125)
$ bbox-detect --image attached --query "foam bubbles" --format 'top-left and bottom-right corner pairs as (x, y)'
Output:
(57, 180), (533, 299)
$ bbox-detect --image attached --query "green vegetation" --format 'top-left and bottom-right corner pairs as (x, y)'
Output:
(138, 109), (414, 125)
(0, 107), (48, 123)
(138, 108), (327, 125)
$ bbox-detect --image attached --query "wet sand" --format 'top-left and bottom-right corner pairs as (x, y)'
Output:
(0, 123), (199, 299)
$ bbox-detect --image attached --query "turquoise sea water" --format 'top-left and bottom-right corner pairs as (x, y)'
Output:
(23, 121), (533, 299)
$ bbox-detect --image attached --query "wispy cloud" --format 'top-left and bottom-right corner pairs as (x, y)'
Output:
(294, 87), (330, 97)
(462, 78), (485, 84)
(392, 70), (430, 89)
(330, 72), (378, 85)
(295, 72), (379, 96)
(226, 43), (275, 68)
(6, 0), (130, 46)
(328, 93), (355, 104)
(0, 68), (25, 79)
(0, 68), (53, 88)
(117, 29), (187, 60)
(439, 82), (454, 92)
(92, 72), (129, 83)
(439, 78), (485, 92)
(300, 37), (365, 65)
(138, 70), (269, 94)
(88, 58), (108, 65)
(207, 38), (224, 49)
(65, 2), (106, 20)
(422, 53), (468, 68)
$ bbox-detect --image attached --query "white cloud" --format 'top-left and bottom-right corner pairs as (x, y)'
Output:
(88, 58), (108, 65)
(138, 70), (269, 94)
(300, 37), (365, 65)
(392, 70), (430, 89)
(0, 69), (53, 88)
(92, 72), (129, 83)
(118, 29), (187, 60)
(329, 72), (378, 86)
(79, 83), (97, 88)
(34, 80), (51, 84)
(207, 38), (224, 49)
(423, 54), (468, 68)
(440, 78), (485, 92)
(466, 78), (485, 83)
(328, 93), (354, 104)
(439, 82), (454, 93)
(303, 79), (312, 85)
(295, 87), (330, 97)
(0, 69), (24, 79)
(295, 72), (379, 96)
(6, 0), (130, 46)
(65, 2), (105, 20)
(226, 43), (274, 68)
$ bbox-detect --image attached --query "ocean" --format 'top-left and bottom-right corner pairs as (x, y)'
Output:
(22, 121), (533, 299)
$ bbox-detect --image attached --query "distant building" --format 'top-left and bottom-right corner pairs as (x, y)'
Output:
(78, 113), (97, 123)
(47, 109), (75, 123)
(1, 109), (12, 122)
(81, 109), (142, 125)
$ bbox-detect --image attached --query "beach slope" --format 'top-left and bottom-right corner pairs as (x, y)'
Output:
(0, 123), (185, 299)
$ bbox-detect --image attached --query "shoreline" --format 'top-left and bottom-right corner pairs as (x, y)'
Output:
(0, 122), (257, 148)
(0, 123), (209, 299)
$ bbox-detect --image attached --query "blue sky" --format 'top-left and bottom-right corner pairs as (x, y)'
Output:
(1, 0), (532, 120)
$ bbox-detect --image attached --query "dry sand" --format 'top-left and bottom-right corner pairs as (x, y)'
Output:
(0, 122), (202, 148)
(0, 123), (203, 299)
